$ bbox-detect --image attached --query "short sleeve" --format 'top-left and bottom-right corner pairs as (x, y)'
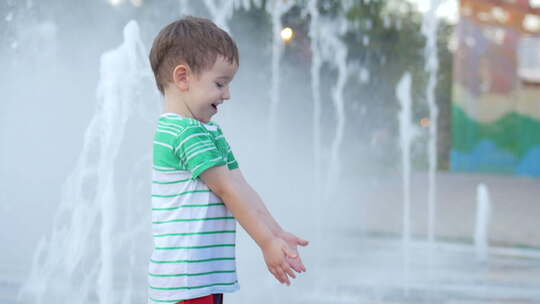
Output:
(226, 145), (239, 170)
(174, 124), (227, 179)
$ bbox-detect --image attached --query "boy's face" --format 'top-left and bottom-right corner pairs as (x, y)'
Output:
(185, 55), (238, 123)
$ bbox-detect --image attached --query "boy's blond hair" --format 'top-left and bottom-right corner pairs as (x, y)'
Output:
(149, 16), (240, 94)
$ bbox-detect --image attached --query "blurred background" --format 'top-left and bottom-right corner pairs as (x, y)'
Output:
(1, 0), (540, 303)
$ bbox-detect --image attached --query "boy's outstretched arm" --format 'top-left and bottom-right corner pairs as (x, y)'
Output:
(229, 169), (309, 272)
(200, 165), (299, 285)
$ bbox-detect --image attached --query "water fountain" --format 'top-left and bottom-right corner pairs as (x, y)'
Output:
(420, 0), (441, 296)
(421, 0), (440, 253)
(474, 183), (491, 262)
(396, 72), (414, 296)
(4, 1), (540, 303)
(307, 0), (323, 207)
(17, 20), (153, 304)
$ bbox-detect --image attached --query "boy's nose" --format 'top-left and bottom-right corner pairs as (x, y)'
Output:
(222, 87), (231, 100)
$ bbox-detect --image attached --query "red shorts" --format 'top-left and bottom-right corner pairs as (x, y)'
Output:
(176, 293), (223, 304)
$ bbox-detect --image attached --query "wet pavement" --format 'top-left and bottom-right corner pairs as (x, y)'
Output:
(227, 172), (540, 303)
(4, 172), (540, 303)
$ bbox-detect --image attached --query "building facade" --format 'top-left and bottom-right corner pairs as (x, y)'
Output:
(452, 0), (540, 176)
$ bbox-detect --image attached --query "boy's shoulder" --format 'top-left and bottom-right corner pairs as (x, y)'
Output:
(159, 113), (221, 132)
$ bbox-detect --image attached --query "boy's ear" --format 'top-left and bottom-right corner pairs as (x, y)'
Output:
(172, 64), (190, 91)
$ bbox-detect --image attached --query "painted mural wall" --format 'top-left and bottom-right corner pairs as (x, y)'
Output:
(452, 0), (540, 176)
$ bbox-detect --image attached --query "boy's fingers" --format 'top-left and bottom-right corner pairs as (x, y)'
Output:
(293, 256), (306, 272)
(284, 247), (297, 259)
(289, 257), (304, 273)
(283, 263), (296, 279)
(280, 268), (291, 285)
(271, 267), (280, 281)
(297, 237), (309, 246)
(289, 261), (302, 273)
(276, 268), (288, 285)
(269, 267), (281, 283)
(291, 234), (306, 245)
(285, 254), (304, 273)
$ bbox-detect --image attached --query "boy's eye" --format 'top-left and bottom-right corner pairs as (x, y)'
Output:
(215, 82), (224, 88)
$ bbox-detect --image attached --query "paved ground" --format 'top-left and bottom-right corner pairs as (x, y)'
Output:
(227, 229), (540, 303)
(225, 171), (540, 303)
(4, 171), (540, 303)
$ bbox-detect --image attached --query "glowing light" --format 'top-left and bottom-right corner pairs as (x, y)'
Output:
(280, 27), (294, 42)
(524, 14), (540, 32)
(491, 7), (508, 23)
(531, 0), (540, 9)
(130, 0), (143, 7)
(108, 0), (124, 7)
(420, 117), (431, 127)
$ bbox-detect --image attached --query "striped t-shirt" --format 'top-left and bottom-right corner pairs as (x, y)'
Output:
(148, 112), (240, 303)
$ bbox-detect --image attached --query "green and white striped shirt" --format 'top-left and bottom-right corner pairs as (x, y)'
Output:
(148, 113), (240, 303)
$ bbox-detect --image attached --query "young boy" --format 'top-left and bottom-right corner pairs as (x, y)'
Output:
(148, 16), (309, 304)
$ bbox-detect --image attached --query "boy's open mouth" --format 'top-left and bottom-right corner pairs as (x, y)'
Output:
(211, 103), (217, 110)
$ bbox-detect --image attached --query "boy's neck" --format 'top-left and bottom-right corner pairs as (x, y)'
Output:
(163, 90), (193, 119)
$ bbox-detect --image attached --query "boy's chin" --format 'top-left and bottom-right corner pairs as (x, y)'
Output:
(194, 113), (212, 123)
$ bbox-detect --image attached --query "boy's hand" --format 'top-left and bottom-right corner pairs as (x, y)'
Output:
(278, 231), (309, 273)
(261, 237), (298, 286)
